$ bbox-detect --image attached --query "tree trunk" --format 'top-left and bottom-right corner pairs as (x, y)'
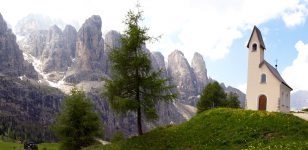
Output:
(137, 104), (143, 135)
(136, 62), (143, 135)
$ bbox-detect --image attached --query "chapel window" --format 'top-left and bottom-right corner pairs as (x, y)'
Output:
(252, 43), (257, 51)
(261, 74), (266, 83)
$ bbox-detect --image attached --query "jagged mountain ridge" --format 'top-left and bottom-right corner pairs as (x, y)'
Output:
(15, 14), (245, 104)
(1, 13), (245, 141)
(16, 13), (245, 117)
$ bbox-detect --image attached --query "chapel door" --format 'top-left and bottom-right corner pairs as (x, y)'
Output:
(258, 95), (267, 111)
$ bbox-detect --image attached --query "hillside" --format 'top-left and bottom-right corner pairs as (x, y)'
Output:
(86, 108), (308, 150)
(0, 75), (64, 142)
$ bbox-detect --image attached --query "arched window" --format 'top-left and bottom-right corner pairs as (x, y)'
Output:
(252, 43), (257, 51)
(261, 74), (266, 83)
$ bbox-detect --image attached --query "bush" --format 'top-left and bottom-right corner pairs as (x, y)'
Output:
(52, 88), (103, 150)
(302, 108), (308, 112)
(197, 82), (240, 113)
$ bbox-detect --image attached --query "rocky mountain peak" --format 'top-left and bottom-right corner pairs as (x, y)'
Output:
(75, 15), (104, 70)
(65, 15), (105, 83)
(168, 50), (198, 106)
(152, 51), (166, 70)
(191, 52), (204, 64)
(173, 50), (184, 56)
(191, 52), (209, 93)
(0, 13), (8, 34)
(63, 24), (76, 33)
(41, 24), (72, 73)
(81, 15), (102, 32)
(150, 52), (167, 78)
(20, 30), (48, 57)
(63, 25), (77, 58)
(46, 25), (62, 41)
(103, 30), (121, 76)
(0, 13), (38, 79)
(104, 30), (121, 53)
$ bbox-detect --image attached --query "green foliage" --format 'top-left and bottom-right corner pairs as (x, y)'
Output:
(30, 144), (38, 150)
(103, 6), (176, 135)
(197, 82), (240, 113)
(0, 140), (23, 150)
(111, 131), (125, 143)
(197, 81), (226, 113)
(0, 117), (56, 143)
(0, 76), (63, 143)
(0, 141), (60, 150)
(37, 143), (60, 150)
(225, 92), (240, 108)
(52, 88), (103, 150)
(85, 108), (308, 150)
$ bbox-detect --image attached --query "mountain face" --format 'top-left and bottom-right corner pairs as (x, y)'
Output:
(168, 50), (199, 106)
(63, 25), (77, 59)
(0, 13), (246, 141)
(0, 75), (64, 142)
(65, 15), (107, 83)
(104, 30), (121, 54)
(104, 30), (121, 76)
(224, 85), (246, 107)
(41, 25), (72, 72)
(19, 30), (48, 57)
(151, 52), (167, 77)
(0, 13), (38, 79)
(191, 52), (209, 93)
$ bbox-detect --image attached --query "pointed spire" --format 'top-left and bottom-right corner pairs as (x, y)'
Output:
(246, 26), (266, 50)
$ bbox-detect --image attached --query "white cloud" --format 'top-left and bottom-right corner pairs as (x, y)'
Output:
(237, 83), (247, 94)
(0, 0), (308, 61)
(282, 3), (308, 27)
(282, 41), (308, 92)
(145, 0), (308, 61)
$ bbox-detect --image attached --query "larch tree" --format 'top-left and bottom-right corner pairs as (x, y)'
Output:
(103, 6), (176, 135)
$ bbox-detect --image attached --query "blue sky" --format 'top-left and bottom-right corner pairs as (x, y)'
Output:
(1, 0), (308, 93)
(210, 16), (308, 93)
(207, 18), (303, 92)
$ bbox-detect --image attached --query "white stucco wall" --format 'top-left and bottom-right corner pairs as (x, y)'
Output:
(247, 64), (281, 111)
(279, 84), (291, 112)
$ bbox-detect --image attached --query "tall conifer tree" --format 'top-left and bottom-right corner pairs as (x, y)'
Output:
(103, 6), (176, 135)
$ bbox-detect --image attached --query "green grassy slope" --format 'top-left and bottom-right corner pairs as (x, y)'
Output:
(0, 141), (59, 150)
(0, 141), (22, 149)
(86, 108), (308, 150)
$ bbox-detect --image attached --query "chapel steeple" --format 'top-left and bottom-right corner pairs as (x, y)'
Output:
(247, 26), (266, 50)
(246, 26), (266, 64)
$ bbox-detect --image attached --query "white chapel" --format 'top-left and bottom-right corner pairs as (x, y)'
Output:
(246, 26), (292, 112)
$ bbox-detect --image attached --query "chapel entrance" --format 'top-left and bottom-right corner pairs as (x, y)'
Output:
(258, 95), (267, 111)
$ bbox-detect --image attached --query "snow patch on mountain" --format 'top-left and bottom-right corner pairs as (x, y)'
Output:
(23, 52), (73, 93)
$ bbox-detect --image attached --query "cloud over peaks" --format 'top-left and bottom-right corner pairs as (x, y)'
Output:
(282, 40), (308, 91)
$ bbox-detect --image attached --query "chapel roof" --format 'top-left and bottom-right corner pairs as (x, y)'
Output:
(247, 26), (266, 50)
(259, 61), (292, 90)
